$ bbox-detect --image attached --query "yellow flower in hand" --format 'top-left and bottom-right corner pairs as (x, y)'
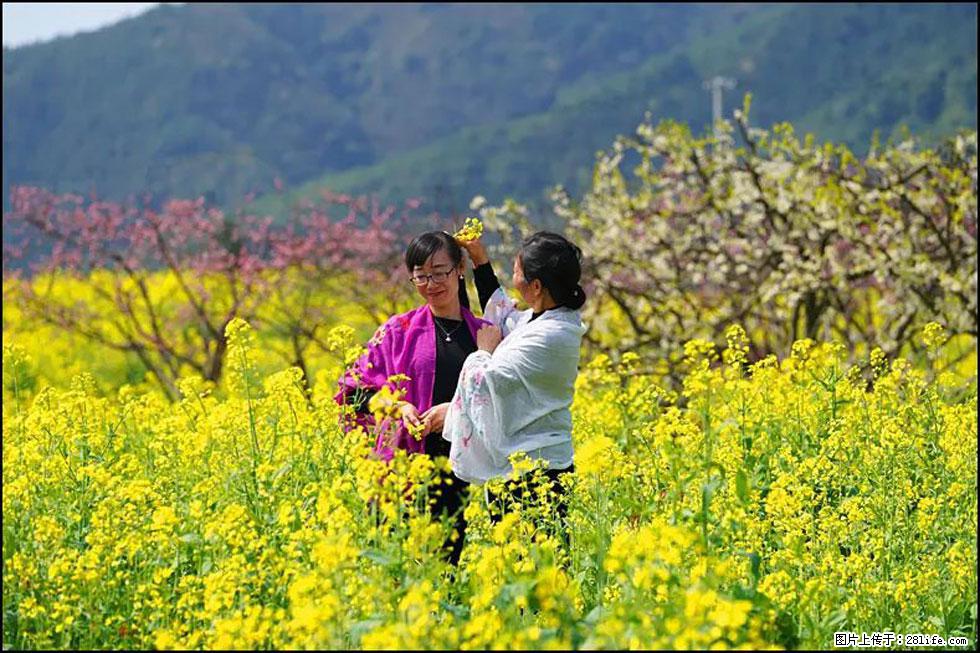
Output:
(453, 217), (484, 242)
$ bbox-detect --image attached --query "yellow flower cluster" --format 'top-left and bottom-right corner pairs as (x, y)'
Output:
(921, 321), (948, 351)
(3, 310), (976, 650)
(453, 217), (484, 242)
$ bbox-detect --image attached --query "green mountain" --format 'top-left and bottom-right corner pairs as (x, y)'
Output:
(266, 3), (979, 215)
(3, 3), (747, 205)
(3, 3), (976, 215)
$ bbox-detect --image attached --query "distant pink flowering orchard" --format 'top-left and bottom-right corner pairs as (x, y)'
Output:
(3, 187), (432, 399)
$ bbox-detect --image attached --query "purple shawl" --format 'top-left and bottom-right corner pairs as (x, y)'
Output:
(335, 303), (491, 460)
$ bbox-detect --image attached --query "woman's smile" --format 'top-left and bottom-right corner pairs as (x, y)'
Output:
(427, 286), (447, 299)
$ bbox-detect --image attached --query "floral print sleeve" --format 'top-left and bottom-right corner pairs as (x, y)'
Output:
(482, 287), (524, 338)
(443, 350), (505, 483)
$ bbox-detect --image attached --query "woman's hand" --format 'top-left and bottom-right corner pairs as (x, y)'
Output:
(420, 402), (450, 435)
(457, 236), (490, 267)
(398, 402), (422, 430)
(476, 325), (503, 353)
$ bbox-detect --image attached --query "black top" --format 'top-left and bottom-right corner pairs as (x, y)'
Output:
(422, 316), (475, 456)
(473, 261), (501, 311)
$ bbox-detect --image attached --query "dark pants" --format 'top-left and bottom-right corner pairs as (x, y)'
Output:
(424, 433), (468, 566)
(424, 433), (574, 565)
(485, 464), (574, 524)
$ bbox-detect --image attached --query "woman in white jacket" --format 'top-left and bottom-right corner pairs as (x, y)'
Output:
(443, 231), (587, 499)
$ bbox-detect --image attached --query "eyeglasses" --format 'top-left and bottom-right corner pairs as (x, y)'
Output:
(409, 265), (456, 286)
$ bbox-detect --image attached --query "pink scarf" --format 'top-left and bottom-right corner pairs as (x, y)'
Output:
(336, 303), (491, 460)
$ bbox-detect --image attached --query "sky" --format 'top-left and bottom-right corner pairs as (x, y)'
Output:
(2, 3), (162, 48)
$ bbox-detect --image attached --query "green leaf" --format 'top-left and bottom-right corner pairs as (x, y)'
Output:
(438, 600), (469, 619)
(362, 548), (395, 567)
(584, 605), (605, 625)
(272, 462), (292, 482)
(348, 618), (385, 640)
(735, 469), (750, 503)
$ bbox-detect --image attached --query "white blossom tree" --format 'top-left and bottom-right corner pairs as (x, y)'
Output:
(478, 97), (977, 383)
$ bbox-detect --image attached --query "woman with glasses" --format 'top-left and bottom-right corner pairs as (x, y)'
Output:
(335, 230), (501, 565)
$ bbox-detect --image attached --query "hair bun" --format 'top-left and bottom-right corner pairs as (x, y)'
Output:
(519, 231), (586, 309)
(565, 284), (586, 310)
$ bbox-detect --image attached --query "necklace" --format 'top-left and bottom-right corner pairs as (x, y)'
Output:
(433, 317), (463, 342)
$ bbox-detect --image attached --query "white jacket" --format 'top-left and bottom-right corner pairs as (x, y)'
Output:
(442, 287), (585, 484)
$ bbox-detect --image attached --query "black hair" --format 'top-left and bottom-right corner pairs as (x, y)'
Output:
(405, 231), (471, 312)
(518, 231), (586, 310)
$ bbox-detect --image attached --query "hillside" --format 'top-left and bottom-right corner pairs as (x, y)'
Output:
(2, 3), (976, 214)
(3, 3), (748, 205)
(265, 3), (979, 214)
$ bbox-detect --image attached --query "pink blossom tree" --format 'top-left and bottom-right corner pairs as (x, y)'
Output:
(3, 187), (425, 399)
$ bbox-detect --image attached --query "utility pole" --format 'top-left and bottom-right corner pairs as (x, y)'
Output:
(703, 75), (737, 139)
